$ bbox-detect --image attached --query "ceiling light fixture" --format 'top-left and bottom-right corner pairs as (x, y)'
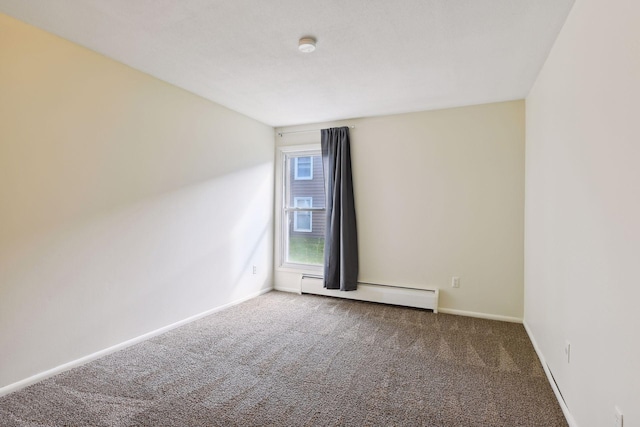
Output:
(298, 37), (316, 53)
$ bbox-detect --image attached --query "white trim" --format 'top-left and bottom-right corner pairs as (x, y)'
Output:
(523, 320), (578, 427)
(273, 285), (302, 294)
(0, 287), (273, 398)
(277, 144), (321, 154)
(437, 307), (523, 323)
(276, 263), (323, 275)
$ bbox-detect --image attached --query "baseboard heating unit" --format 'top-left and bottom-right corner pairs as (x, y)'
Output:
(300, 276), (439, 313)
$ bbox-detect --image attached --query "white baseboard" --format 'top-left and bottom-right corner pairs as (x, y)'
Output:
(273, 285), (302, 294)
(0, 286), (272, 398)
(523, 320), (578, 427)
(438, 307), (523, 323)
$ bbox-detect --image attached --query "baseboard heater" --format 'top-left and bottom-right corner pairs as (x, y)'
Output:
(300, 276), (439, 313)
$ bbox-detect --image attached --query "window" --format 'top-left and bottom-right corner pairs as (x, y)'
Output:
(294, 156), (313, 180)
(278, 148), (325, 269)
(293, 197), (313, 232)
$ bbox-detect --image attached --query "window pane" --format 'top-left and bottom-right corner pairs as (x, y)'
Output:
(285, 152), (325, 267)
(287, 232), (325, 265)
(289, 155), (324, 209)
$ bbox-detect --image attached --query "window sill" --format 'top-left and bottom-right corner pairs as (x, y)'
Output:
(276, 263), (323, 276)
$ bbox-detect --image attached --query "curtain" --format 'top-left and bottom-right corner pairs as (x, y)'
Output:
(321, 127), (358, 291)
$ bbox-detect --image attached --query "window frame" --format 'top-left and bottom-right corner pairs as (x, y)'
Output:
(275, 144), (325, 274)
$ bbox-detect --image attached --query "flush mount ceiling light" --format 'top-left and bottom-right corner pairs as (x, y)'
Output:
(298, 37), (316, 53)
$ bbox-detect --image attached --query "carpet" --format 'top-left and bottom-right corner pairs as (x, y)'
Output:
(0, 291), (567, 426)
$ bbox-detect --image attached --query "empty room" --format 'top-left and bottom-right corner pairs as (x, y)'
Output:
(0, 0), (638, 426)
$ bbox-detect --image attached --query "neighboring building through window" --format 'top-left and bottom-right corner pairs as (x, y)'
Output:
(293, 197), (313, 232)
(280, 150), (325, 268)
(294, 156), (313, 180)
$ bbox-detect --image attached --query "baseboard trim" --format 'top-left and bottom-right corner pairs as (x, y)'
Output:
(273, 285), (302, 294)
(523, 320), (578, 427)
(438, 307), (522, 323)
(0, 286), (273, 398)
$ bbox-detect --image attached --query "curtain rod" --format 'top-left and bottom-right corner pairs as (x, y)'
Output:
(277, 125), (355, 137)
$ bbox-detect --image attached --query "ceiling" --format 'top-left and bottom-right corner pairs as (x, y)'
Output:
(0, 0), (574, 127)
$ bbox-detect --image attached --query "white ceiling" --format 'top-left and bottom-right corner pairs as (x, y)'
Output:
(0, 0), (574, 127)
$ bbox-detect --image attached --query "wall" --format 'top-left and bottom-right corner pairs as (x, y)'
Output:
(275, 101), (525, 321)
(525, 0), (640, 425)
(0, 14), (274, 391)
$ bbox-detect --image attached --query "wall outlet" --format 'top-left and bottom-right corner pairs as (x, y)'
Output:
(451, 276), (460, 288)
(614, 406), (623, 427)
(564, 341), (571, 364)
(252, 265), (257, 275)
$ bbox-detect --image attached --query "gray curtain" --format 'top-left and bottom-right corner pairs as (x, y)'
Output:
(321, 127), (358, 291)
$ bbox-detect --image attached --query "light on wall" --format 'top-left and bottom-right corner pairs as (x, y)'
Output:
(298, 37), (316, 53)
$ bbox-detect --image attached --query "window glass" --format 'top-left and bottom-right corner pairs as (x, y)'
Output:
(284, 152), (325, 267)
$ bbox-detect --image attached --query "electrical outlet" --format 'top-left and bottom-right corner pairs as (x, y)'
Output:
(614, 406), (623, 427)
(252, 265), (257, 275)
(564, 341), (571, 364)
(451, 277), (460, 288)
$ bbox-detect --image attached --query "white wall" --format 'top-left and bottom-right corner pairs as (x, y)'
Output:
(0, 14), (274, 390)
(525, 0), (640, 425)
(275, 101), (525, 321)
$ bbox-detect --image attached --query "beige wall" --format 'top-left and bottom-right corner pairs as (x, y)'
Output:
(275, 100), (525, 321)
(0, 14), (274, 390)
(525, 0), (640, 425)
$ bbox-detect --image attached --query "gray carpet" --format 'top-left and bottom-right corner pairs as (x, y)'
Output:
(0, 291), (567, 426)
